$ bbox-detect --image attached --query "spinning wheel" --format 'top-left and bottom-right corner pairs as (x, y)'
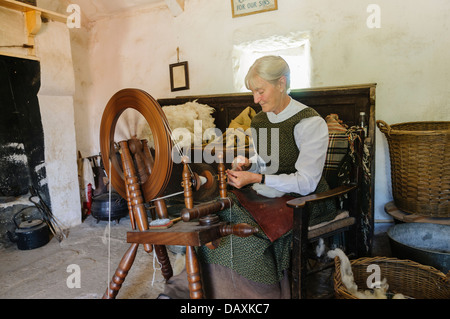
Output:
(99, 88), (172, 201)
(99, 89), (258, 299)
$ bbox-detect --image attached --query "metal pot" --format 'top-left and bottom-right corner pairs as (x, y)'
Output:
(91, 192), (128, 223)
(388, 223), (450, 273)
(8, 208), (50, 250)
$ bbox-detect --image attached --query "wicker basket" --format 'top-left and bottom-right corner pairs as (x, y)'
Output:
(377, 120), (450, 217)
(333, 256), (450, 299)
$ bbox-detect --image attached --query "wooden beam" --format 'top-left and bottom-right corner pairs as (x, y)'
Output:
(25, 9), (41, 55)
(0, 0), (68, 23)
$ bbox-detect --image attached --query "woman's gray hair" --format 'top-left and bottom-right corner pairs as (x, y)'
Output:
(245, 55), (291, 93)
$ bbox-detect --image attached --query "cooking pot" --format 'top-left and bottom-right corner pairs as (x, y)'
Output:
(8, 208), (50, 250)
(91, 192), (128, 223)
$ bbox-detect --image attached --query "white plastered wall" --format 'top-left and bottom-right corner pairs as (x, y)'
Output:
(36, 19), (81, 228)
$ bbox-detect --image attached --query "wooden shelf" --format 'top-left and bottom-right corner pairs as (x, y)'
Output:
(0, 0), (69, 57)
(0, 0), (68, 23)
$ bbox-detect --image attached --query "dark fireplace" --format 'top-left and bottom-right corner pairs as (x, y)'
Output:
(0, 55), (50, 243)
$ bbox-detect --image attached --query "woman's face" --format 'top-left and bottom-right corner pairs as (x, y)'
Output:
(249, 75), (288, 114)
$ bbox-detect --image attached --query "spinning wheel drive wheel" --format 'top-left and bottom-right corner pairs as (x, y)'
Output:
(99, 88), (173, 202)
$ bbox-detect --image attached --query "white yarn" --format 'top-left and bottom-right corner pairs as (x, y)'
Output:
(223, 196), (237, 290)
(151, 245), (163, 286)
(106, 159), (112, 297)
(198, 175), (208, 186)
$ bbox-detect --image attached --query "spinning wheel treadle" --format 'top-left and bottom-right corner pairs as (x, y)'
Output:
(100, 89), (258, 299)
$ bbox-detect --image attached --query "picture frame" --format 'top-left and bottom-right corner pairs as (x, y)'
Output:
(231, 0), (278, 18)
(169, 61), (189, 92)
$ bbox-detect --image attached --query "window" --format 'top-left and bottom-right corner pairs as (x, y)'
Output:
(232, 32), (311, 92)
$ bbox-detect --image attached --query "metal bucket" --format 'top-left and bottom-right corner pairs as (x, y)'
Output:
(388, 223), (450, 273)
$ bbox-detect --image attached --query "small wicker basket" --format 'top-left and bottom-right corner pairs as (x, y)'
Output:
(333, 256), (450, 299)
(377, 120), (450, 217)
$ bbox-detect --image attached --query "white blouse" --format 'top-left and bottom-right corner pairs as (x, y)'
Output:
(248, 97), (329, 196)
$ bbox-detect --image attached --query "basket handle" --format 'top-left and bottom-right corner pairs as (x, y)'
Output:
(376, 120), (392, 136)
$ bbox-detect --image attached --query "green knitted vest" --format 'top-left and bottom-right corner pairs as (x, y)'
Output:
(251, 107), (337, 226)
(251, 107), (320, 175)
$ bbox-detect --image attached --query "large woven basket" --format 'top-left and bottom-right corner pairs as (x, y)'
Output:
(377, 120), (450, 217)
(333, 256), (450, 299)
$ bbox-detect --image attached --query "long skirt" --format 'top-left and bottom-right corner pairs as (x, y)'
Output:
(162, 178), (336, 299)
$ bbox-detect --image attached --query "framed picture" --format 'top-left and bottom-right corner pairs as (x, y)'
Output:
(169, 61), (189, 92)
(231, 0), (278, 18)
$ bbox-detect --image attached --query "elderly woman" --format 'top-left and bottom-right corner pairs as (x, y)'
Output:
(163, 56), (336, 299)
(228, 55), (329, 200)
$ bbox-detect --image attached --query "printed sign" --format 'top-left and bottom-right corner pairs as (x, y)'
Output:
(231, 0), (278, 18)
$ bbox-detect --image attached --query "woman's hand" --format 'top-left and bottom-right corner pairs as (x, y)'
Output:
(231, 155), (251, 171)
(227, 170), (262, 189)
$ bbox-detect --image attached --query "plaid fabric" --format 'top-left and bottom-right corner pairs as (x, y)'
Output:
(323, 132), (349, 187)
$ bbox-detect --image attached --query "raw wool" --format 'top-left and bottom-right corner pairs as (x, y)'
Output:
(139, 100), (216, 149)
(327, 248), (359, 294)
(315, 238), (325, 258)
(327, 248), (406, 299)
(251, 183), (285, 198)
(149, 218), (171, 226)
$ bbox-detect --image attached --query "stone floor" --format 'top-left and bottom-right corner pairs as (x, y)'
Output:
(0, 215), (393, 299)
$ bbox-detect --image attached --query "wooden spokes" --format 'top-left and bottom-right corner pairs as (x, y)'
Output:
(99, 88), (173, 202)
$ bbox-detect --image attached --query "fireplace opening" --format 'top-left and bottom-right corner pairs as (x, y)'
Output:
(0, 55), (50, 245)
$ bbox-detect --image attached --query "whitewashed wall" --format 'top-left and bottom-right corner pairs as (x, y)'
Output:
(35, 19), (81, 228)
(0, 0), (81, 228)
(72, 0), (450, 221)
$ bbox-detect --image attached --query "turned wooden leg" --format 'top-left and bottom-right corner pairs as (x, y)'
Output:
(185, 246), (203, 299)
(153, 199), (173, 280)
(103, 243), (139, 299)
(119, 140), (152, 253)
(154, 245), (173, 280)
